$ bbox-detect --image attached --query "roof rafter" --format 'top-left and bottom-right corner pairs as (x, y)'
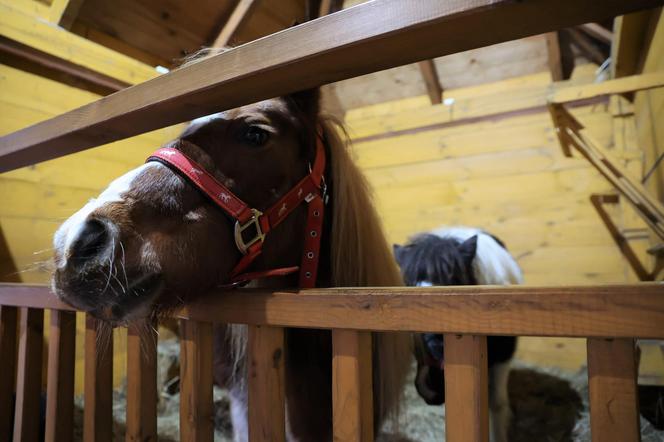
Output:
(49, 0), (85, 30)
(418, 59), (443, 104)
(213, 0), (261, 48)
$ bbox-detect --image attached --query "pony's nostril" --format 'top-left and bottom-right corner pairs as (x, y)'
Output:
(69, 219), (113, 265)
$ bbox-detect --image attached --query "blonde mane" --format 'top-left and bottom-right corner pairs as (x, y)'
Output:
(321, 118), (411, 422)
(321, 119), (403, 287)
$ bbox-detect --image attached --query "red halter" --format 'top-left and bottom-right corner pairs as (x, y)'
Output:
(146, 134), (327, 288)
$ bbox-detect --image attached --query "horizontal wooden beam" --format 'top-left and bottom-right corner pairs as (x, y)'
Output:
(2, 283), (663, 338)
(179, 285), (664, 338)
(0, 0), (661, 172)
(550, 71), (664, 103)
(0, 284), (75, 311)
(0, 35), (129, 93)
(0, 1), (158, 88)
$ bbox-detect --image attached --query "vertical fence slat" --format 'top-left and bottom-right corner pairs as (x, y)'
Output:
(332, 329), (373, 442)
(444, 334), (489, 442)
(126, 320), (157, 442)
(13, 307), (44, 442)
(0, 306), (17, 440)
(180, 319), (214, 442)
(45, 310), (76, 442)
(587, 338), (640, 442)
(248, 325), (285, 442)
(84, 314), (113, 442)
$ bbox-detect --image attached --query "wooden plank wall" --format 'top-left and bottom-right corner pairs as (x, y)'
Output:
(632, 10), (664, 386)
(0, 63), (181, 393)
(347, 65), (627, 285)
(635, 11), (664, 209)
(345, 65), (638, 370)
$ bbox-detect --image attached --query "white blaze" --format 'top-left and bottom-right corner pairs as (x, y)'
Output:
(53, 163), (161, 268)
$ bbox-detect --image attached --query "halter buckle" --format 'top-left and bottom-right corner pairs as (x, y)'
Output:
(234, 209), (265, 254)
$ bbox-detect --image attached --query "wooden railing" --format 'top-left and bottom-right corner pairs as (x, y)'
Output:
(0, 283), (663, 441)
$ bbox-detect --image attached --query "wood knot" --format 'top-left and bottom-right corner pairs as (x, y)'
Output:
(272, 348), (282, 368)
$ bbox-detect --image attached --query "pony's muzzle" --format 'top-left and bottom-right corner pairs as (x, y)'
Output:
(67, 218), (117, 268)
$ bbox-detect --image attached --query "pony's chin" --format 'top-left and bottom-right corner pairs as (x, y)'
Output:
(52, 272), (164, 326)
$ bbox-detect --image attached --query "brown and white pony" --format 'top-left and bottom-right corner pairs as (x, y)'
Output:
(51, 74), (410, 438)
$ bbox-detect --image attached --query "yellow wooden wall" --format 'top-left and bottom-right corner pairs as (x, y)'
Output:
(0, 63), (181, 393)
(345, 65), (651, 372)
(635, 10), (664, 204)
(347, 66), (632, 285)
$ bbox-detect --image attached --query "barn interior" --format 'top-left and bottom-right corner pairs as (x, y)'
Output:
(0, 0), (663, 440)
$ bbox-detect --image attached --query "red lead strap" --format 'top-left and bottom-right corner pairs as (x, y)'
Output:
(146, 133), (327, 288)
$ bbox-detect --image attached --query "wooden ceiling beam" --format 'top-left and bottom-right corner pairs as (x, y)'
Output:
(1, 0), (662, 172)
(0, 2), (158, 86)
(567, 28), (607, 65)
(213, 0), (261, 48)
(578, 22), (614, 44)
(0, 35), (128, 94)
(418, 59), (443, 104)
(549, 71), (664, 103)
(49, 0), (85, 30)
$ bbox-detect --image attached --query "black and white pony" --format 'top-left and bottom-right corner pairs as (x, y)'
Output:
(393, 226), (523, 442)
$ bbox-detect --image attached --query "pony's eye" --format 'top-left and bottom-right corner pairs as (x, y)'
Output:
(241, 126), (270, 147)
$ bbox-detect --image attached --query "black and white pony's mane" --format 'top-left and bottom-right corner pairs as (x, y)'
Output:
(394, 226), (523, 287)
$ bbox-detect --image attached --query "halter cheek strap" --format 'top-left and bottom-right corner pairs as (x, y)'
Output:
(146, 133), (327, 288)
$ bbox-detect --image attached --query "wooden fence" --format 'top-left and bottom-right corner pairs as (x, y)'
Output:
(1, 283), (663, 441)
(1, 1), (664, 441)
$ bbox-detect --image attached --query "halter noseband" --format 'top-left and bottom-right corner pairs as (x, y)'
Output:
(146, 133), (327, 288)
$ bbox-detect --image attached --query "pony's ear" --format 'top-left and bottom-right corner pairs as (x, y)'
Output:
(288, 88), (321, 120)
(458, 235), (478, 267)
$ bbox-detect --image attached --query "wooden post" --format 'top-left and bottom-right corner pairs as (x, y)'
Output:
(444, 334), (489, 442)
(545, 32), (564, 81)
(179, 320), (214, 442)
(248, 325), (286, 442)
(587, 338), (640, 442)
(84, 314), (113, 442)
(332, 329), (373, 442)
(45, 310), (76, 442)
(126, 320), (158, 442)
(0, 305), (17, 440)
(13, 307), (44, 442)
